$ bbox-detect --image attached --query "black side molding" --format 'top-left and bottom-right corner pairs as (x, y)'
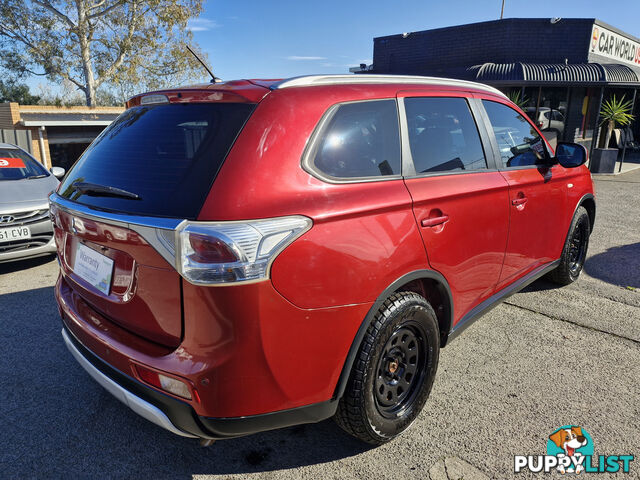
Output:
(445, 259), (560, 345)
(199, 400), (337, 438)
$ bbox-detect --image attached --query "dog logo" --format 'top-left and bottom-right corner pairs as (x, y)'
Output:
(515, 425), (634, 474)
(547, 426), (593, 474)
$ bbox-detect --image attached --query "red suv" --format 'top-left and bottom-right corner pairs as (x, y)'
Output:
(50, 75), (595, 445)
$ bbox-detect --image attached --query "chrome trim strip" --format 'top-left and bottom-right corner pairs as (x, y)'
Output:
(49, 193), (182, 230)
(61, 328), (197, 438)
(272, 74), (507, 98)
(49, 193), (178, 267)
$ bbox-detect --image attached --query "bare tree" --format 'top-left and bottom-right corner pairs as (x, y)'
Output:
(0, 0), (209, 106)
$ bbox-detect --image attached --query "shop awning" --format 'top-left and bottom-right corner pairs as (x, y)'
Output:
(466, 62), (640, 86)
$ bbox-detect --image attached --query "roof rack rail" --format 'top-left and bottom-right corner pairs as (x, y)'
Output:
(271, 74), (506, 97)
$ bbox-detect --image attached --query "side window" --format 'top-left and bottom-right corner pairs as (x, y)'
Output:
(404, 97), (487, 173)
(482, 100), (548, 168)
(310, 99), (401, 179)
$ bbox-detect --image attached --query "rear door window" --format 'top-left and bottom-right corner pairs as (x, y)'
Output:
(308, 99), (401, 180)
(404, 97), (487, 173)
(58, 103), (255, 218)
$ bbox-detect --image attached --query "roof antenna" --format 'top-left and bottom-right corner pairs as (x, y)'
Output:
(186, 45), (217, 83)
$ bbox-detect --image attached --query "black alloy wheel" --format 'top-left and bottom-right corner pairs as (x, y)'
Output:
(334, 291), (440, 445)
(567, 215), (589, 276)
(374, 324), (428, 419)
(548, 205), (591, 285)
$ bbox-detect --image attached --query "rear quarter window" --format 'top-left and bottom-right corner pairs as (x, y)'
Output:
(58, 103), (255, 218)
(306, 99), (401, 180)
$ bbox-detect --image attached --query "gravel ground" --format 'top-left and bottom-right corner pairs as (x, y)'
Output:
(0, 170), (638, 479)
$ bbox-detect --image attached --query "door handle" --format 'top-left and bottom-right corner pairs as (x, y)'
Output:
(511, 197), (528, 206)
(421, 215), (449, 227)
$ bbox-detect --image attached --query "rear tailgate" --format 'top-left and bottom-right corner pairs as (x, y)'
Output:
(50, 98), (258, 348)
(52, 206), (182, 347)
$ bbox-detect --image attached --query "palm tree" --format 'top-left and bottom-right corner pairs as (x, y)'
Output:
(506, 90), (528, 109)
(600, 95), (635, 148)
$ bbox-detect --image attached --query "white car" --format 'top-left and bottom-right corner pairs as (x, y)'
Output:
(0, 143), (65, 263)
(525, 107), (565, 135)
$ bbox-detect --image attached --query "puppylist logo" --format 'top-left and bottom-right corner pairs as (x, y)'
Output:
(514, 426), (634, 474)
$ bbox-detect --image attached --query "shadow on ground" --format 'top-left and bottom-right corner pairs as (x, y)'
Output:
(0, 254), (56, 275)
(521, 278), (558, 293)
(0, 286), (371, 478)
(584, 242), (640, 289)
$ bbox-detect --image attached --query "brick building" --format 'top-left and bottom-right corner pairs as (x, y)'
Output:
(365, 18), (640, 158)
(0, 103), (123, 171)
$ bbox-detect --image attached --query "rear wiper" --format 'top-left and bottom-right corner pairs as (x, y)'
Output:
(71, 181), (141, 200)
(26, 174), (48, 179)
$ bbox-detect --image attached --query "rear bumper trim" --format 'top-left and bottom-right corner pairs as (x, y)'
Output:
(61, 318), (338, 440)
(61, 328), (197, 438)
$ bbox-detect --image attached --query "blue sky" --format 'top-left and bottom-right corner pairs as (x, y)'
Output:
(25, 0), (640, 93)
(193, 0), (640, 80)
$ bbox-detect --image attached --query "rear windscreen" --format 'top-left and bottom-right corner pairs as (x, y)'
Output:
(58, 103), (255, 218)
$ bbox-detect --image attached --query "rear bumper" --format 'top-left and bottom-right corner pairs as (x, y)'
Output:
(62, 327), (197, 438)
(61, 324), (337, 439)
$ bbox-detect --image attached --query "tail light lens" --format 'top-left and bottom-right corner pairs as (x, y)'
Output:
(176, 216), (312, 285)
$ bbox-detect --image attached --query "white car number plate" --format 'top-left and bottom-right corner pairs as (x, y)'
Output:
(0, 225), (31, 243)
(73, 243), (114, 295)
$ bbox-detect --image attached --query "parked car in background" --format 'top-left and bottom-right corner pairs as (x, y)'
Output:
(50, 75), (595, 446)
(0, 143), (65, 263)
(525, 107), (566, 135)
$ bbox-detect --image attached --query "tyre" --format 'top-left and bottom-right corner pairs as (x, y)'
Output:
(548, 206), (590, 285)
(334, 292), (440, 445)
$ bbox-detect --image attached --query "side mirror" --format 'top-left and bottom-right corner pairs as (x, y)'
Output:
(555, 142), (587, 168)
(51, 166), (66, 179)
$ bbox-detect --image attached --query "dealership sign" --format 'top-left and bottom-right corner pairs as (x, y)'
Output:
(590, 24), (640, 67)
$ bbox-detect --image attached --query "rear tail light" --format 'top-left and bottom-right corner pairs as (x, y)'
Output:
(176, 216), (312, 285)
(134, 364), (194, 400)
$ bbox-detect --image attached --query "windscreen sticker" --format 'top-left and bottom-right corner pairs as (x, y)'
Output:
(0, 157), (26, 168)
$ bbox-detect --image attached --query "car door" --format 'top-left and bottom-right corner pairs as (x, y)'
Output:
(398, 91), (510, 326)
(479, 98), (568, 288)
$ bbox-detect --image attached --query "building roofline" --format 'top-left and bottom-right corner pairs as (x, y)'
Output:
(17, 105), (124, 114)
(20, 120), (115, 127)
(373, 17), (599, 41)
(593, 19), (640, 44)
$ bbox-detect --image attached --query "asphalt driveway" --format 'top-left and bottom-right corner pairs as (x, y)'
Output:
(1, 170), (638, 479)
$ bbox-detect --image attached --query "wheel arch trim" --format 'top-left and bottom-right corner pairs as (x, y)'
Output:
(333, 269), (453, 401)
(576, 193), (596, 232)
